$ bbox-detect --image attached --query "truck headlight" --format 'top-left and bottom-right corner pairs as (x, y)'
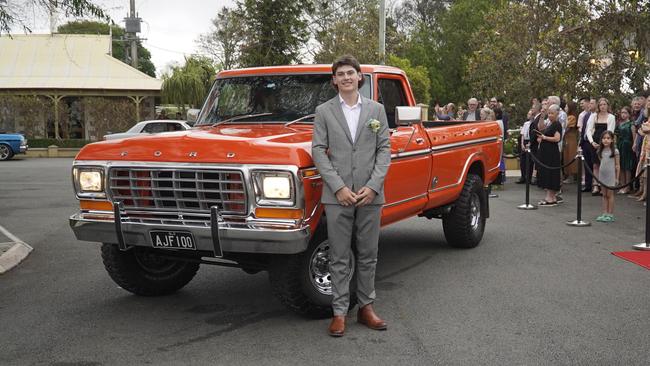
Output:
(80, 171), (103, 191)
(73, 167), (106, 198)
(263, 176), (291, 199)
(252, 171), (294, 205)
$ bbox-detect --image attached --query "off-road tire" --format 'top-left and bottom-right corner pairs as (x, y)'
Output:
(442, 174), (486, 248)
(268, 225), (357, 318)
(0, 144), (14, 161)
(101, 244), (200, 296)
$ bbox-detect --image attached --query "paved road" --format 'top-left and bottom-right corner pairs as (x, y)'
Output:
(1, 158), (649, 365)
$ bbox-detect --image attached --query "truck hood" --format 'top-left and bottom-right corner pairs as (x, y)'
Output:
(76, 124), (316, 167)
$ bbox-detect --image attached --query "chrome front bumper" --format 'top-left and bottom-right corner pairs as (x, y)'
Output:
(19, 144), (28, 153)
(69, 212), (311, 255)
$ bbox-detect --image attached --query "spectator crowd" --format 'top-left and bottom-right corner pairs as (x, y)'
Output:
(434, 92), (650, 222)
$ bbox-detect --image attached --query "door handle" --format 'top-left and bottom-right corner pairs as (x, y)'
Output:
(415, 138), (424, 144)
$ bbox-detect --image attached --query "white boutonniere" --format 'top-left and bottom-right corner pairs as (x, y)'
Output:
(367, 118), (381, 133)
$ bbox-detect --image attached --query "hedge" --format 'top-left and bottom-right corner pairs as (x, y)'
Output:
(28, 139), (92, 148)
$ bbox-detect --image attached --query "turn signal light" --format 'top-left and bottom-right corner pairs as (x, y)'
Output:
(80, 200), (113, 211)
(255, 207), (304, 220)
(300, 169), (319, 178)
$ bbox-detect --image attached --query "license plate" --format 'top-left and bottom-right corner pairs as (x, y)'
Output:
(150, 231), (196, 250)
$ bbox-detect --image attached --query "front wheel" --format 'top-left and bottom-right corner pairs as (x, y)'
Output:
(268, 225), (357, 318)
(101, 244), (200, 296)
(442, 174), (486, 248)
(0, 144), (14, 161)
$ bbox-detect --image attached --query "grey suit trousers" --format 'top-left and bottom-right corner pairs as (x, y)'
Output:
(325, 203), (381, 316)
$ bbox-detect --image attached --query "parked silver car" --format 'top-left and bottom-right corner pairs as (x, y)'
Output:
(103, 120), (191, 140)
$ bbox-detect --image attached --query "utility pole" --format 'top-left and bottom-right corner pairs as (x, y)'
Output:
(379, 0), (386, 65)
(124, 0), (142, 69)
(108, 23), (113, 56)
(48, 6), (58, 34)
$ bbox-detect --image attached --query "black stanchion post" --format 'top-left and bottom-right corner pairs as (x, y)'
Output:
(634, 156), (650, 250)
(518, 149), (537, 210)
(567, 148), (590, 227)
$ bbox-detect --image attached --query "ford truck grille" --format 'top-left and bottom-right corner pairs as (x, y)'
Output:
(108, 168), (247, 223)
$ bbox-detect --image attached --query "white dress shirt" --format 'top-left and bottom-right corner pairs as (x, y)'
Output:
(521, 121), (531, 140)
(339, 93), (362, 142)
(577, 110), (587, 132)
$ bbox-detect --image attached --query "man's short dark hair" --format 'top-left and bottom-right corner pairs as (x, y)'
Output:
(579, 96), (590, 102)
(331, 55), (365, 91)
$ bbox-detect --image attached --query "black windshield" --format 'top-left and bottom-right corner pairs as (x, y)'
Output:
(197, 73), (372, 125)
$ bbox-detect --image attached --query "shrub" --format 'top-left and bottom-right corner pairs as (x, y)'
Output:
(28, 139), (92, 148)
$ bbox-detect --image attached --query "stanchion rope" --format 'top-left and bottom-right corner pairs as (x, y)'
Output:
(526, 151), (578, 171)
(581, 160), (648, 191)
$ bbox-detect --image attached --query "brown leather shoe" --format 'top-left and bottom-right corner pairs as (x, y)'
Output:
(328, 315), (345, 337)
(357, 304), (387, 330)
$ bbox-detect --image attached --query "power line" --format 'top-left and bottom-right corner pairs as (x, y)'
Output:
(143, 41), (195, 55)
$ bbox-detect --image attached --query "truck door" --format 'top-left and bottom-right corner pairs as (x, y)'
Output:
(376, 74), (431, 225)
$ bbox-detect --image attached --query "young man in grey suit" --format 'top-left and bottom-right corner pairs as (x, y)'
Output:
(311, 55), (391, 337)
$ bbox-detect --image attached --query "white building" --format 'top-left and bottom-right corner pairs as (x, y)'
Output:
(0, 34), (161, 140)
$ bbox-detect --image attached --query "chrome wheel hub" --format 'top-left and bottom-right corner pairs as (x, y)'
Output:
(470, 193), (481, 230)
(0, 145), (9, 160)
(309, 241), (332, 295)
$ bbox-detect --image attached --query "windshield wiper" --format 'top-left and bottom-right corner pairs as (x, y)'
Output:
(284, 114), (316, 127)
(211, 112), (274, 126)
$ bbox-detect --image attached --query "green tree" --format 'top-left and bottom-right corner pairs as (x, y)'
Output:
(161, 56), (217, 109)
(57, 21), (156, 77)
(430, 0), (502, 105)
(393, 0), (450, 34)
(236, 0), (313, 67)
(311, 0), (403, 64)
(387, 54), (431, 104)
(197, 7), (242, 70)
(582, 0), (650, 97)
(392, 0), (501, 106)
(466, 0), (650, 122)
(1, 0), (107, 34)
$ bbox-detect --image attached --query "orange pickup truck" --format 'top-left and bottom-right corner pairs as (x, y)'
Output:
(70, 64), (502, 317)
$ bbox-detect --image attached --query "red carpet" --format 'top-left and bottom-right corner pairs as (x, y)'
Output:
(612, 251), (650, 270)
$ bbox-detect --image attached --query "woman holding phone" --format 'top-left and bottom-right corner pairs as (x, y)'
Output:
(537, 104), (563, 206)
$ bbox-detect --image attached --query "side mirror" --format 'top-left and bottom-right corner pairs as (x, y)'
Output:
(186, 108), (201, 123)
(395, 106), (422, 126)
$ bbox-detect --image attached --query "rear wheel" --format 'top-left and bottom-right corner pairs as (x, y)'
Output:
(442, 174), (486, 248)
(101, 244), (200, 296)
(0, 144), (13, 161)
(268, 226), (357, 318)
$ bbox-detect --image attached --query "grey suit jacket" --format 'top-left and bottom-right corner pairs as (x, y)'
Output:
(311, 95), (391, 205)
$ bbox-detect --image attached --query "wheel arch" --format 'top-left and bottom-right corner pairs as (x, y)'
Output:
(467, 160), (485, 183)
(0, 142), (14, 160)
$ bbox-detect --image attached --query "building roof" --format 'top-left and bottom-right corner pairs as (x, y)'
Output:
(0, 34), (161, 91)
